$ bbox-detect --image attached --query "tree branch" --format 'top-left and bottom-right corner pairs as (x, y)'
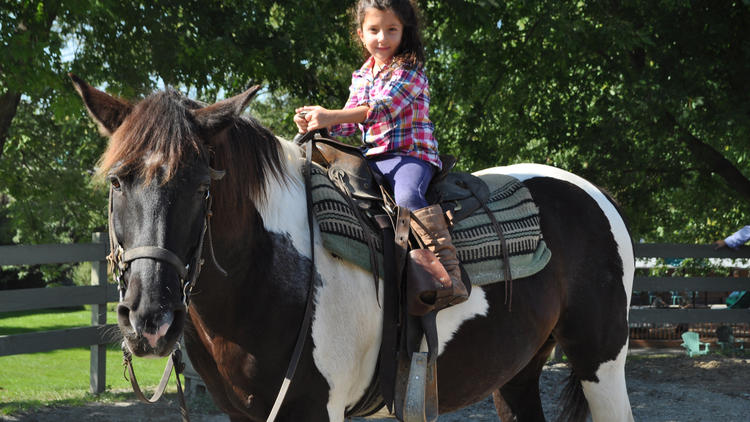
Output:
(0, 90), (21, 160)
(665, 111), (750, 202)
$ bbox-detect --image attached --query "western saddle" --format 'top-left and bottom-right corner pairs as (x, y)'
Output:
(294, 129), (509, 421)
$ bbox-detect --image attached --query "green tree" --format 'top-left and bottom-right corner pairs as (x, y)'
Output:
(2, 0), (750, 259)
(0, 0), (360, 285)
(422, 0), (750, 242)
(0, 0), (359, 247)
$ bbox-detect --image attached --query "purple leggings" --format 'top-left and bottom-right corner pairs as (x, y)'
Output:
(367, 154), (435, 211)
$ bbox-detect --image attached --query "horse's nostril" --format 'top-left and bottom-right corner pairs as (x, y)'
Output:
(117, 304), (133, 331)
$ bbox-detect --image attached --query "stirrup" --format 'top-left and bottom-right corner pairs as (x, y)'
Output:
(403, 352), (437, 422)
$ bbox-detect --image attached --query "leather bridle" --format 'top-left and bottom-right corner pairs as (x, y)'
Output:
(107, 172), (227, 305)
(107, 166), (226, 422)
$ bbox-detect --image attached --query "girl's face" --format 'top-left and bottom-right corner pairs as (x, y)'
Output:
(357, 7), (404, 67)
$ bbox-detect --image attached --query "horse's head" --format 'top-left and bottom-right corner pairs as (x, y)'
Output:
(71, 75), (260, 357)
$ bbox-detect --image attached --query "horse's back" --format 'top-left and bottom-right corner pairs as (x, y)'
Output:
(469, 163), (634, 421)
(475, 163), (633, 303)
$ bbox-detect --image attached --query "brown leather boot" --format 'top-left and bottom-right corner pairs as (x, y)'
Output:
(410, 204), (469, 309)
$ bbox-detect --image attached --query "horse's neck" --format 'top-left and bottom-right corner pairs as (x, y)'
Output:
(194, 138), (311, 303)
(210, 137), (309, 259)
(208, 213), (267, 276)
(191, 212), (292, 330)
(253, 139), (313, 259)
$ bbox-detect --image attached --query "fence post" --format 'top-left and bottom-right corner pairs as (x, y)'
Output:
(90, 232), (108, 394)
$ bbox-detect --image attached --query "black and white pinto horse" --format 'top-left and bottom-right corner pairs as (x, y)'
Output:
(72, 77), (634, 421)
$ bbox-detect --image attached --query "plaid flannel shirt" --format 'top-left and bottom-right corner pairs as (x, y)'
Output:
(330, 57), (442, 169)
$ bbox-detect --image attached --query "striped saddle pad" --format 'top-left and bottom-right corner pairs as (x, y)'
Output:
(310, 165), (551, 286)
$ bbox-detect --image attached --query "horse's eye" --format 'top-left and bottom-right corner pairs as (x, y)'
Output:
(198, 183), (210, 199)
(109, 176), (122, 191)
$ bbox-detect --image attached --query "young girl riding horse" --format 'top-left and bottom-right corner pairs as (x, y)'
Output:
(294, 0), (468, 308)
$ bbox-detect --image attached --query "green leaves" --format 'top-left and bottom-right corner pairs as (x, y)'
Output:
(1, 0), (749, 255)
(423, 0), (750, 243)
(0, 0), (360, 251)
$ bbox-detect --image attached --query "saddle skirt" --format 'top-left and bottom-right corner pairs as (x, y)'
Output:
(309, 163), (551, 286)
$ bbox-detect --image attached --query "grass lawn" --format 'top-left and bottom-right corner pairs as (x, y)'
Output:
(0, 307), (177, 416)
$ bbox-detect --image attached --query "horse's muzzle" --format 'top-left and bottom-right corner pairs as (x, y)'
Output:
(117, 302), (187, 357)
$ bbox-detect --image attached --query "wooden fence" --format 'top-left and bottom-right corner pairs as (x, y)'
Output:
(2, 239), (749, 395)
(631, 243), (750, 325)
(0, 232), (117, 394)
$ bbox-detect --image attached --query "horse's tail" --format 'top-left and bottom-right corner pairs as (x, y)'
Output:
(557, 370), (589, 422)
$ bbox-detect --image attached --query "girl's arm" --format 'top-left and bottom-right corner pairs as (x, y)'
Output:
(295, 105), (369, 132)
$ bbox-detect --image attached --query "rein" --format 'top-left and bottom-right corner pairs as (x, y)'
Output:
(107, 168), (226, 422)
(264, 135), (319, 422)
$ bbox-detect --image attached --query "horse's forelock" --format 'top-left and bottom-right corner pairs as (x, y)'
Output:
(97, 89), (205, 184)
(95, 88), (290, 233)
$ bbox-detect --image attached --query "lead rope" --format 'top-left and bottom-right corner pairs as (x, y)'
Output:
(173, 348), (190, 422)
(265, 140), (318, 422)
(122, 343), (190, 422)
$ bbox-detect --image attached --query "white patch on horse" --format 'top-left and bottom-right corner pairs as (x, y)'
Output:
(420, 287), (489, 355)
(475, 164), (634, 307)
(255, 139), (311, 258)
(581, 340), (634, 422)
(312, 255), (382, 421)
(255, 139), (382, 420)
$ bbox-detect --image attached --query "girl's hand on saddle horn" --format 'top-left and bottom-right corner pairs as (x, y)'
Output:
(295, 105), (334, 132)
(293, 109), (311, 134)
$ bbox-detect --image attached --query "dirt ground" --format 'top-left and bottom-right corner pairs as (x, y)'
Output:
(3, 350), (749, 421)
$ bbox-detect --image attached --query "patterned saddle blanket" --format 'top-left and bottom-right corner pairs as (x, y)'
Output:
(310, 165), (551, 286)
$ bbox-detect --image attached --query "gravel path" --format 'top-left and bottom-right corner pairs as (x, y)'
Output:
(4, 350), (749, 421)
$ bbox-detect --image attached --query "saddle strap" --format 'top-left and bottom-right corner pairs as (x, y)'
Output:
(372, 212), (400, 413)
(331, 168), (381, 299)
(480, 202), (513, 311)
(393, 208), (411, 282)
(346, 209), (410, 417)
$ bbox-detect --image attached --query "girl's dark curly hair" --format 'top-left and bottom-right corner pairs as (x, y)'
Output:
(354, 0), (425, 69)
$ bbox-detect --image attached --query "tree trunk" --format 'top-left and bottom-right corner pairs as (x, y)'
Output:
(0, 4), (59, 160)
(0, 90), (21, 160)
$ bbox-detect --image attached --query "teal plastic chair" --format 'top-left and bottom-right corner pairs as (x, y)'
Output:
(680, 331), (709, 357)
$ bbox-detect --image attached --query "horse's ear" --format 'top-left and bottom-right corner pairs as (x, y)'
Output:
(69, 73), (132, 137)
(191, 85), (261, 135)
